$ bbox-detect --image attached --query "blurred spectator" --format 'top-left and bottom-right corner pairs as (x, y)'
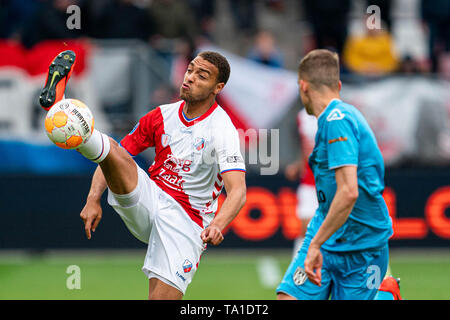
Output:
(21, 0), (84, 48)
(148, 0), (197, 40)
(343, 20), (399, 76)
(229, 0), (257, 35)
(147, 0), (198, 73)
(93, 0), (154, 41)
(399, 55), (421, 74)
(302, 0), (351, 55)
(247, 31), (284, 68)
(265, 0), (285, 12)
(187, 0), (216, 40)
(0, 0), (39, 40)
(421, 0), (450, 73)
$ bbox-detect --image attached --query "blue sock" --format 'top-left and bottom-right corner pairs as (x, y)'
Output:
(374, 290), (394, 300)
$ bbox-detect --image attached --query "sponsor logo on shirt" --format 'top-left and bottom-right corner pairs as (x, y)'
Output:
(155, 155), (193, 191)
(162, 154), (192, 173)
(327, 109), (345, 122)
(328, 136), (348, 144)
(226, 156), (244, 163)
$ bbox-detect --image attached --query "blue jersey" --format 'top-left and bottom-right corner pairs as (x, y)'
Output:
(307, 99), (393, 252)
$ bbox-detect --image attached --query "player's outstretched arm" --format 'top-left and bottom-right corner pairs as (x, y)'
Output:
(201, 171), (246, 246)
(80, 166), (108, 239)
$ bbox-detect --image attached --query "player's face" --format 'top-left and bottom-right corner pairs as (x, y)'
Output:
(180, 57), (224, 103)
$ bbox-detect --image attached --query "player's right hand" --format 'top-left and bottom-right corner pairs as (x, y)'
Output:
(80, 200), (103, 240)
(304, 244), (323, 287)
(201, 225), (224, 246)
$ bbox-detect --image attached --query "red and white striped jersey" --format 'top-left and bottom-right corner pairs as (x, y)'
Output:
(120, 100), (246, 229)
(297, 109), (317, 186)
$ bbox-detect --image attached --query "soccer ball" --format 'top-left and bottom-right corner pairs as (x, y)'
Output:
(44, 99), (94, 149)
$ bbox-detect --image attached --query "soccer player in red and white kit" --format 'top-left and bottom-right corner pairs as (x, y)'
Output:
(40, 51), (247, 299)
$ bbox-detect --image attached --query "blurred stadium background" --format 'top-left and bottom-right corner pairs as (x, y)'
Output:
(0, 0), (449, 300)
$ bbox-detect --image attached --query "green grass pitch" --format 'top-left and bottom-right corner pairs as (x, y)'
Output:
(0, 249), (449, 300)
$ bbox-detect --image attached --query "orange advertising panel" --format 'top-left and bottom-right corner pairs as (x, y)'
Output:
(218, 184), (450, 243)
(425, 187), (450, 239)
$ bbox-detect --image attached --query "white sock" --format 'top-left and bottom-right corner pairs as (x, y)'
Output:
(77, 129), (110, 163)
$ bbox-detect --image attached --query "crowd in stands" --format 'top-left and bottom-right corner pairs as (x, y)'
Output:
(0, 0), (449, 78)
(302, 0), (449, 77)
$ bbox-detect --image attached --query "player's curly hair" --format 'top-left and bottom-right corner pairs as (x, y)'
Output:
(198, 51), (231, 85)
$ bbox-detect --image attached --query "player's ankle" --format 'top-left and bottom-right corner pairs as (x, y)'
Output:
(77, 129), (111, 163)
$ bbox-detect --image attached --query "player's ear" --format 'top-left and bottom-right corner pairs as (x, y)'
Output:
(338, 80), (342, 91)
(214, 82), (225, 95)
(300, 79), (308, 93)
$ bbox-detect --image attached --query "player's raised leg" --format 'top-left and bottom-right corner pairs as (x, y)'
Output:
(81, 138), (182, 300)
(41, 52), (140, 259)
(92, 137), (138, 195)
(74, 125), (176, 300)
(38, 50), (138, 196)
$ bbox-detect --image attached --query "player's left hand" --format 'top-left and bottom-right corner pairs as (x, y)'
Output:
(304, 244), (323, 287)
(201, 225), (224, 245)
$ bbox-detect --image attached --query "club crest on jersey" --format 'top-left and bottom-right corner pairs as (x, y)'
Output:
(293, 267), (307, 286)
(161, 134), (171, 148)
(183, 259), (193, 273)
(194, 137), (206, 151)
(327, 109), (345, 122)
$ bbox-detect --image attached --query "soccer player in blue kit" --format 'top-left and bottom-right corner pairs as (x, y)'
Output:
(277, 49), (401, 300)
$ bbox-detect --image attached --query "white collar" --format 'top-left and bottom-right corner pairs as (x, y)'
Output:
(317, 98), (341, 121)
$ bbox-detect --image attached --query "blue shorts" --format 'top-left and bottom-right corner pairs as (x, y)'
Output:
(277, 239), (389, 300)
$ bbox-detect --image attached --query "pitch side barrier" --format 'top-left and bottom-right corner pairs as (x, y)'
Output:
(0, 167), (449, 250)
